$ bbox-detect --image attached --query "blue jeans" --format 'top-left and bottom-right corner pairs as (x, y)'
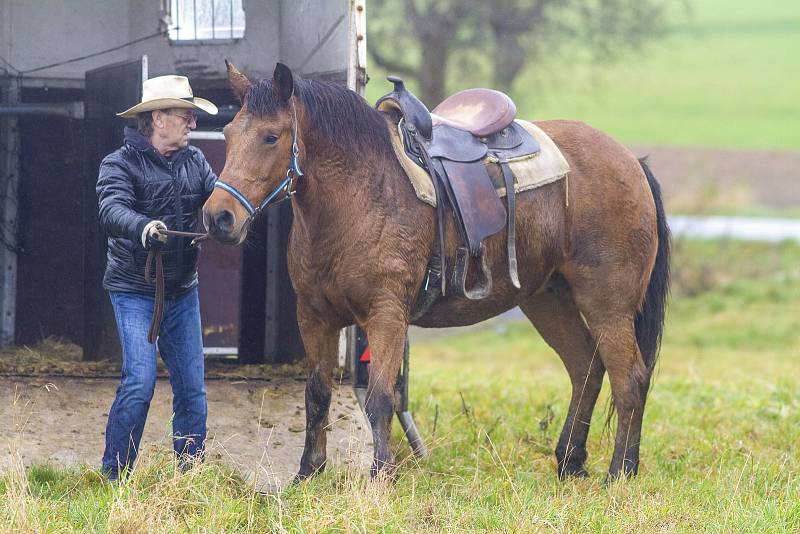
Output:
(102, 287), (207, 479)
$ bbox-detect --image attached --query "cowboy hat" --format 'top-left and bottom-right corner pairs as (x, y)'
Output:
(117, 75), (218, 118)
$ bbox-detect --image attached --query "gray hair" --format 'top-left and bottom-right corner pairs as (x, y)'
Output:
(137, 111), (154, 137)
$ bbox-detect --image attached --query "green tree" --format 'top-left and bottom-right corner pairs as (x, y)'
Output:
(368, 0), (675, 106)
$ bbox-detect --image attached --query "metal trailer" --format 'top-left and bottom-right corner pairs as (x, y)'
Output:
(1, 0), (424, 457)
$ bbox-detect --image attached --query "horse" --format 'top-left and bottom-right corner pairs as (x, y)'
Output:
(203, 62), (670, 481)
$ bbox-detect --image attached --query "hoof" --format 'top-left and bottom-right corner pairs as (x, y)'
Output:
(370, 459), (398, 482)
(604, 469), (638, 485)
(294, 460), (326, 483)
(558, 463), (589, 480)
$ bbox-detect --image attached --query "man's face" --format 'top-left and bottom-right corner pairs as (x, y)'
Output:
(154, 108), (197, 152)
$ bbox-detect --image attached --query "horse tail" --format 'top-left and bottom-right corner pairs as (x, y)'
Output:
(636, 157), (671, 379)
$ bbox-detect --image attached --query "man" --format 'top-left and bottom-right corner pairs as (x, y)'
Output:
(96, 75), (218, 480)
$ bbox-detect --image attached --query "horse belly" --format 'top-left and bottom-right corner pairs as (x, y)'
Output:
(412, 182), (564, 328)
(411, 296), (519, 328)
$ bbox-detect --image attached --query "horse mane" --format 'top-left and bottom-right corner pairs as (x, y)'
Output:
(244, 76), (393, 157)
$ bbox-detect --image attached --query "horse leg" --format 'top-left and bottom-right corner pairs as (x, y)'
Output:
(564, 267), (651, 480)
(363, 307), (407, 479)
(295, 316), (338, 480)
(520, 277), (605, 478)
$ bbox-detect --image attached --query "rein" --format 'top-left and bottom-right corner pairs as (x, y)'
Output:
(144, 229), (208, 343)
(213, 99), (304, 223)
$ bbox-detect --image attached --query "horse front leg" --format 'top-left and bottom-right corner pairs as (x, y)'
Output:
(363, 305), (408, 479)
(295, 313), (339, 480)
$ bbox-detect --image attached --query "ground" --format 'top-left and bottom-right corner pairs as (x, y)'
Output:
(2, 236), (798, 530)
(1, 375), (371, 492)
(634, 145), (800, 214)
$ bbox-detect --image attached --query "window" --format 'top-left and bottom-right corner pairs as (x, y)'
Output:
(167, 0), (245, 41)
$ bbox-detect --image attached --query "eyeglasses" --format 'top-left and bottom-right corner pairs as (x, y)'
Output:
(165, 110), (198, 124)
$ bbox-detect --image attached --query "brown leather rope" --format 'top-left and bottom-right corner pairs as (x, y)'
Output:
(144, 230), (208, 343)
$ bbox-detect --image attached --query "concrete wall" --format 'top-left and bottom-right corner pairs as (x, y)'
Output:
(0, 0), (350, 86)
(279, 0), (350, 77)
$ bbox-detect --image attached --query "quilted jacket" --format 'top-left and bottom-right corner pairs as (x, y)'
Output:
(96, 127), (217, 296)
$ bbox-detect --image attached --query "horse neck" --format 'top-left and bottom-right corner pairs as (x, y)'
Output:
(291, 128), (396, 232)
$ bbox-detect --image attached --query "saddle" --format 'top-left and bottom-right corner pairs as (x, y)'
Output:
(377, 77), (540, 301)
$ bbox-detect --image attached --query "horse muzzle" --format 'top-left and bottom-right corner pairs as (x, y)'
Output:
(202, 190), (248, 245)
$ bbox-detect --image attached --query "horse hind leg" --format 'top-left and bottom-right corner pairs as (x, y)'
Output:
(521, 274), (605, 479)
(562, 264), (652, 480)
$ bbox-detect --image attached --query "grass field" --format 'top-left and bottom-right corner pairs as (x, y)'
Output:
(2, 238), (799, 532)
(365, 0), (800, 150)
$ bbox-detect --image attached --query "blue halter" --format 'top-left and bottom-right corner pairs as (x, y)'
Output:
(213, 100), (304, 219)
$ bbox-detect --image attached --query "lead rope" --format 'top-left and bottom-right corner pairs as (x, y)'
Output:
(144, 229), (208, 343)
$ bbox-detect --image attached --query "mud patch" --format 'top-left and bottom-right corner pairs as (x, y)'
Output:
(0, 377), (371, 492)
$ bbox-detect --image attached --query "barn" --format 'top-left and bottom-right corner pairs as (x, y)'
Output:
(0, 0), (366, 366)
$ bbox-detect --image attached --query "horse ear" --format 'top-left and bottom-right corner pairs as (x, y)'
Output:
(272, 63), (294, 102)
(225, 60), (251, 103)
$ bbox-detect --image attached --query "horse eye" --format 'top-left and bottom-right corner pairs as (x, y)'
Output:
(264, 135), (279, 145)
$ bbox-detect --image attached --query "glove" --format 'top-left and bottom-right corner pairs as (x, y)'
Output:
(141, 220), (168, 249)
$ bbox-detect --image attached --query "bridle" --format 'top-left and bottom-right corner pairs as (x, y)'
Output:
(212, 99), (304, 223)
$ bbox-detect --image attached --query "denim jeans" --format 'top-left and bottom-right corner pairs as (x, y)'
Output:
(102, 286), (207, 479)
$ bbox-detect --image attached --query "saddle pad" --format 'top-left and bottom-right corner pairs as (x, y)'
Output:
(389, 120), (570, 207)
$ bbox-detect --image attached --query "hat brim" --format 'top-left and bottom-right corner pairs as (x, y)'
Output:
(116, 97), (218, 118)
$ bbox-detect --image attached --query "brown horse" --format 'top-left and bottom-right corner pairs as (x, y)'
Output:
(203, 62), (670, 481)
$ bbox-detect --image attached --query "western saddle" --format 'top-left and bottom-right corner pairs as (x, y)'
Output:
(376, 77), (540, 305)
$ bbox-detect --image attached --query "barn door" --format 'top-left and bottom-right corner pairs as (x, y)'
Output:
(82, 57), (147, 361)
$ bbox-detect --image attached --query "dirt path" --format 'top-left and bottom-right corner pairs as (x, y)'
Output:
(0, 377), (371, 491)
(630, 145), (800, 211)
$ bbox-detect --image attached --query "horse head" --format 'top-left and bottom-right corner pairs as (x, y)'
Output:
(203, 62), (302, 244)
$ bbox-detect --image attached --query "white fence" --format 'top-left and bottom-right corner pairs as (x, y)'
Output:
(669, 216), (800, 242)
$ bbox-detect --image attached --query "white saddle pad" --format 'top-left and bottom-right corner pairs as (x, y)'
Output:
(389, 119), (570, 207)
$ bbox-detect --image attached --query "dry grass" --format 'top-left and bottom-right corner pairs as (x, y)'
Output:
(2, 238), (799, 531)
(0, 337), (308, 380)
(3, 389), (44, 533)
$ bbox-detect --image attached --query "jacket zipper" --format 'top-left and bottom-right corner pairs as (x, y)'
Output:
(169, 160), (185, 284)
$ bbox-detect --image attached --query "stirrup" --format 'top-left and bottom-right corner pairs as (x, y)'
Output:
(452, 244), (492, 300)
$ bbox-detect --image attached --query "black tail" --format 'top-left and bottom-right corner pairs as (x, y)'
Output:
(636, 158), (670, 377)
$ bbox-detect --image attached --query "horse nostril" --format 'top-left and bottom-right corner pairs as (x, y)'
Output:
(214, 209), (235, 233)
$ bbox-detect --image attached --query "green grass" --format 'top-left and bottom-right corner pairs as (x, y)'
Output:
(366, 0), (800, 150)
(3, 239), (800, 532)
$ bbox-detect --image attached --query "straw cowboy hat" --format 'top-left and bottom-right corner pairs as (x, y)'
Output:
(117, 75), (218, 118)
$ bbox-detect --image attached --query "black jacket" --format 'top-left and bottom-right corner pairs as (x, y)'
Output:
(96, 127), (217, 296)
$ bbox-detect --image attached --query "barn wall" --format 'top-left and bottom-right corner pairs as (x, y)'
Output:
(0, 0), (285, 84)
(0, 0), (350, 86)
(279, 0), (350, 78)
(1, 0), (355, 357)
(0, 0), (132, 82)
(15, 112), (85, 345)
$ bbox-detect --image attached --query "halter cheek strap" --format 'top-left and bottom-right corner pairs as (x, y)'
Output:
(214, 99), (304, 220)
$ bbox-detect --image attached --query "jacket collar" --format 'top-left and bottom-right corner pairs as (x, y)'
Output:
(124, 127), (191, 167)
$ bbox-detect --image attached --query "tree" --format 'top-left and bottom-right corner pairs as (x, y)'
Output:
(368, 0), (674, 106)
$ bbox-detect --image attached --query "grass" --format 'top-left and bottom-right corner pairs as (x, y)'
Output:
(365, 0), (800, 150)
(2, 238), (800, 531)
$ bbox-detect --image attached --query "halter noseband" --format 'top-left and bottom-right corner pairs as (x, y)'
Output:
(213, 99), (304, 221)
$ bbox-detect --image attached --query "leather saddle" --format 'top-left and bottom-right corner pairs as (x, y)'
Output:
(377, 77), (540, 302)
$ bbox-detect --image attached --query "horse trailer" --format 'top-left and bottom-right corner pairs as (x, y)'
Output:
(0, 0), (366, 366)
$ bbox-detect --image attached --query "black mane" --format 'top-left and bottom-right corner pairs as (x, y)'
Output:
(244, 76), (393, 156)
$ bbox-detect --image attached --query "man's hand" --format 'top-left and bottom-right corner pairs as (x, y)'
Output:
(141, 220), (168, 249)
